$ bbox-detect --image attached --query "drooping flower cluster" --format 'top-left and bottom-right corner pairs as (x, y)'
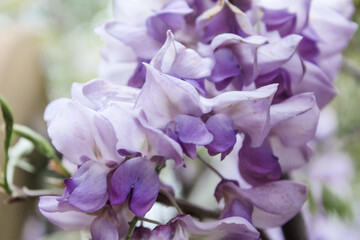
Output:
(39, 0), (357, 239)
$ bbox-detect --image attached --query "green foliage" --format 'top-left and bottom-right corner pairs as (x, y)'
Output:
(13, 124), (71, 178)
(0, 96), (14, 194)
(322, 186), (353, 220)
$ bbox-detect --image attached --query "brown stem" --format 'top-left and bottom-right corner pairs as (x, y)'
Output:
(137, 217), (162, 225)
(159, 189), (184, 214)
(196, 154), (224, 179)
(281, 213), (308, 240)
(156, 191), (220, 220)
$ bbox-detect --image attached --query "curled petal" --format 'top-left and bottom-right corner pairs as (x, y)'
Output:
(175, 115), (213, 145)
(66, 161), (109, 213)
(39, 196), (95, 231)
(270, 93), (320, 147)
(202, 84), (277, 147)
(136, 64), (211, 129)
(238, 136), (282, 186)
(171, 215), (259, 240)
(151, 30), (213, 79)
(110, 157), (160, 217)
(258, 34), (303, 74)
(205, 114), (237, 159)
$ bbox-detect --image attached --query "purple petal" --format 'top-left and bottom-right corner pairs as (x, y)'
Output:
(202, 84), (277, 147)
(175, 115), (213, 145)
(38, 196), (95, 231)
(270, 93), (320, 147)
(205, 114), (237, 159)
(105, 21), (161, 59)
(258, 34), (303, 74)
(292, 61), (336, 109)
(215, 180), (253, 222)
(261, 8), (297, 36)
(196, 1), (254, 42)
(110, 157), (160, 217)
(67, 161), (109, 212)
(74, 79), (140, 111)
(91, 208), (122, 240)
(136, 64), (211, 129)
(209, 48), (241, 83)
(238, 136), (282, 186)
(271, 136), (312, 172)
(151, 30), (213, 79)
(150, 225), (172, 240)
(146, 0), (193, 42)
(245, 180), (307, 228)
(101, 105), (184, 168)
(257, 0), (311, 33)
(171, 214), (259, 240)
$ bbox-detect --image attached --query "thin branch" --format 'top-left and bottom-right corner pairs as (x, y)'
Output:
(159, 189), (183, 214)
(156, 191), (220, 220)
(197, 154), (224, 179)
(137, 217), (162, 225)
(281, 213), (307, 240)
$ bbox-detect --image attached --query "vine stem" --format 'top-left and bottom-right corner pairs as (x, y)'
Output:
(125, 216), (138, 240)
(196, 154), (224, 179)
(137, 217), (162, 225)
(159, 189), (183, 214)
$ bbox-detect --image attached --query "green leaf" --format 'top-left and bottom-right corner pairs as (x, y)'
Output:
(0, 96), (14, 194)
(13, 124), (71, 177)
(307, 189), (317, 214)
(322, 185), (353, 220)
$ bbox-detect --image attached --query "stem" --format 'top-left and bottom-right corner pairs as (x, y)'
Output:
(258, 229), (271, 240)
(137, 217), (162, 225)
(282, 213), (307, 240)
(156, 192), (220, 220)
(197, 154), (224, 179)
(125, 216), (138, 240)
(159, 189), (183, 214)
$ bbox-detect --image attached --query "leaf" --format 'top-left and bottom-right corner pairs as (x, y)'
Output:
(13, 124), (71, 177)
(322, 185), (353, 220)
(0, 96), (14, 194)
(13, 124), (58, 160)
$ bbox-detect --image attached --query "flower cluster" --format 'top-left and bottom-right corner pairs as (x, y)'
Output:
(39, 0), (356, 239)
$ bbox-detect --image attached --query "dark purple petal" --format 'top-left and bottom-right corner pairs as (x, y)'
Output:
(238, 136), (282, 186)
(110, 157), (160, 217)
(209, 48), (240, 83)
(131, 226), (152, 240)
(67, 161), (109, 213)
(175, 115), (213, 145)
(262, 8), (296, 36)
(215, 180), (253, 222)
(150, 225), (172, 240)
(205, 114), (237, 159)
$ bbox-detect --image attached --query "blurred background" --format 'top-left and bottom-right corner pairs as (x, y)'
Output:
(0, 0), (359, 239)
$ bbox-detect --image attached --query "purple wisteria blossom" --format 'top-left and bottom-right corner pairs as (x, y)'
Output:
(38, 0), (357, 239)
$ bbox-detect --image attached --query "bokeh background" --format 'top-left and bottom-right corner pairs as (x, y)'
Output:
(0, 0), (359, 239)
